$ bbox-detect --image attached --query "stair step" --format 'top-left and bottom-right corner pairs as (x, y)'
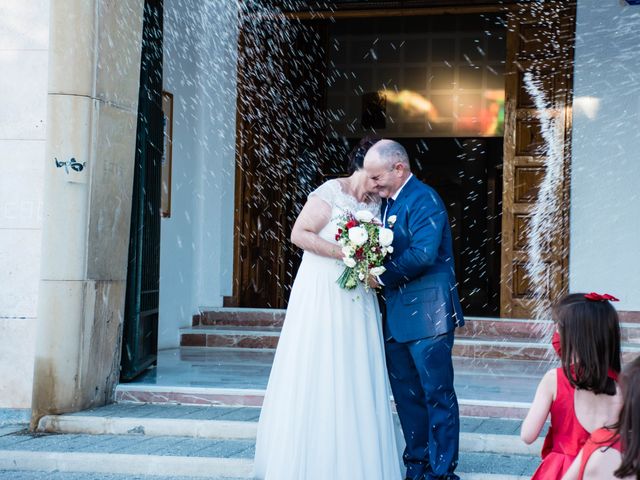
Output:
(0, 442), (253, 479)
(0, 470), (242, 480)
(114, 385), (535, 419)
(113, 347), (635, 419)
(179, 326), (640, 361)
(38, 404), (543, 456)
(0, 438), (538, 480)
(0, 405), (542, 478)
(193, 309), (640, 343)
(194, 309), (285, 328)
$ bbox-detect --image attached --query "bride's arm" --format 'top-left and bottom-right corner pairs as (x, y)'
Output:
(291, 197), (342, 260)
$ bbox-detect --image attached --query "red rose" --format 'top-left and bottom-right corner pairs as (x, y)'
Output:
(345, 220), (357, 229)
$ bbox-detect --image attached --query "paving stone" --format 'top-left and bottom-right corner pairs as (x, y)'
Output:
(193, 439), (255, 459)
(70, 403), (142, 417)
(212, 407), (261, 422)
(75, 434), (149, 454)
(0, 409), (30, 427)
(107, 435), (194, 455)
(0, 425), (27, 437)
(0, 471), (242, 480)
(458, 451), (539, 476)
(0, 432), (256, 459)
(460, 416), (486, 432)
(0, 432), (33, 449)
(164, 405), (256, 422)
(1, 433), (84, 452)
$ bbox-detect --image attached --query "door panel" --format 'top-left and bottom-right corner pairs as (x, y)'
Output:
(500, 1), (575, 318)
(232, 17), (328, 308)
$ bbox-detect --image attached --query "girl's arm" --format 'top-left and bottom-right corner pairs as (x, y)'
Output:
(562, 451), (582, 480)
(521, 369), (556, 444)
(290, 197), (342, 260)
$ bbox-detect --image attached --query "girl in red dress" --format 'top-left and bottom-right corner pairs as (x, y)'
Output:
(521, 293), (623, 480)
(563, 355), (640, 480)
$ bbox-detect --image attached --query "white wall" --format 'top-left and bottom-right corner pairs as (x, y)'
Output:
(0, 1), (49, 409)
(570, 0), (640, 311)
(159, 0), (238, 349)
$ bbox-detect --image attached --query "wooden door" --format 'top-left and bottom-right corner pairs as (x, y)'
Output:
(232, 16), (328, 308)
(500, 1), (575, 318)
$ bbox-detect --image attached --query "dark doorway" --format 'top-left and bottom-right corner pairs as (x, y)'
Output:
(121, 0), (163, 381)
(233, 10), (506, 315)
(406, 137), (502, 316)
(325, 137), (503, 317)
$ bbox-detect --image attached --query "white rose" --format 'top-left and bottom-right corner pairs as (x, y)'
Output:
(358, 272), (365, 281)
(343, 257), (357, 268)
(348, 226), (368, 246)
(387, 215), (397, 225)
(386, 245), (394, 253)
(370, 266), (386, 276)
(341, 246), (355, 257)
(355, 210), (374, 223)
(378, 227), (394, 247)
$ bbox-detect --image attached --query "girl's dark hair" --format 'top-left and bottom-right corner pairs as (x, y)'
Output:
(615, 355), (640, 479)
(347, 136), (380, 174)
(553, 293), (621, 395)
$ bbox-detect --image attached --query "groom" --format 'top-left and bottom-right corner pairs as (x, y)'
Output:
(364, 140), (464, 480)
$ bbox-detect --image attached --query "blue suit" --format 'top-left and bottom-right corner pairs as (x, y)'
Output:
(379, 176), (464, 480)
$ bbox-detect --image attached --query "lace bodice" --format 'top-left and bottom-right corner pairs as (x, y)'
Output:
(308, 179), (381, 244)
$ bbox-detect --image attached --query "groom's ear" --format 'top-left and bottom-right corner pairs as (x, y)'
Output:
(394, 162), (406, 175)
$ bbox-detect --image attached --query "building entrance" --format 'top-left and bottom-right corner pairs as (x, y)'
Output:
(233, 10), (507, 316)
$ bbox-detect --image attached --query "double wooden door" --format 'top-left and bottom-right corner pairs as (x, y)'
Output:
(232, 2), (576, 318)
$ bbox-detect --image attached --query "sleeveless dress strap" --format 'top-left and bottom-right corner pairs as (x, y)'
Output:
(577, 428), (621, 479)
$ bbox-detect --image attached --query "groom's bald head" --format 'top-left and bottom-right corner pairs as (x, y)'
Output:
(363, 140), (411, 198)
(365, 140), (410, 169)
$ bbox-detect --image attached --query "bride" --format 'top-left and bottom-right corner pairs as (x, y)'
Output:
(253, 138), (403, 480)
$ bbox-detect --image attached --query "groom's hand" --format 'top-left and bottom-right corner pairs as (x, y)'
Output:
(368, 275), (381, 290)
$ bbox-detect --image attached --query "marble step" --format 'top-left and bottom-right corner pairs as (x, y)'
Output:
(116, 349), (547, 419)
(193, 308), (640, 344)
(25, 404), (542, 478)
(0, 430), (539, 480)
(0, 433), (254, 478)
(0, 471), (242, 480)
(36, 404), (544, 457)
(180, 325), (640, 361)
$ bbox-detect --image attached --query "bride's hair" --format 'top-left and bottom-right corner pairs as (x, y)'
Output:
(615, 356), (640, 478)
(347, 136), (380, 174)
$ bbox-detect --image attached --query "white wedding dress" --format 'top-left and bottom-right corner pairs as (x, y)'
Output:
(253, 179), (403, 480)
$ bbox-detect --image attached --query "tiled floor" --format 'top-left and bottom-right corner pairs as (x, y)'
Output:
(124, 347), (555, 405)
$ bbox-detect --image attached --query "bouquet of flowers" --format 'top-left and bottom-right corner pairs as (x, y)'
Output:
(334, 210), (394, 290)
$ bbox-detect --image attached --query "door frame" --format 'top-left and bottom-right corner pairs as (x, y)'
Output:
(230, 1), (574, 318)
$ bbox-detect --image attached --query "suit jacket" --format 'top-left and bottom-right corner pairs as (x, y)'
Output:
(380, 176), (464, 342)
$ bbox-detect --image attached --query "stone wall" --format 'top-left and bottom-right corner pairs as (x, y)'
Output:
(0, 0), (50, 409)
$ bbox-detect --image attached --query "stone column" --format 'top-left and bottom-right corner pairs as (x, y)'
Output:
(30, 0), (145, 428)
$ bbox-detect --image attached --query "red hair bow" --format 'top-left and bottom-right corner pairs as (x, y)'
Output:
(584, 292), (619, 302)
